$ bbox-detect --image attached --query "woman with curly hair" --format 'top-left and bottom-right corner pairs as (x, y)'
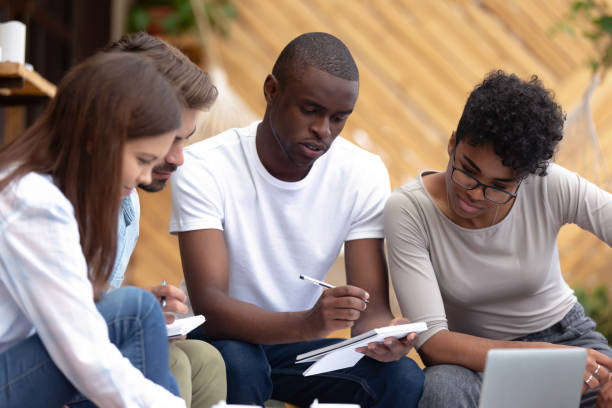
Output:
(384, 71), (612, 407)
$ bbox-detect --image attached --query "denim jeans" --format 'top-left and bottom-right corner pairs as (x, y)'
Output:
(189, 329), (424, 407)
(418, 302), (612, 408)
(0, 286), (179, 407)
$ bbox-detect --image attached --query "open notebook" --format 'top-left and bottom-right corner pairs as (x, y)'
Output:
(166, 315), (205, 338)
(296, 322), (427, 376)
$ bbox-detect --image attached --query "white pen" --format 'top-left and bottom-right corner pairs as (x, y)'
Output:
(299, 274), (369, 303)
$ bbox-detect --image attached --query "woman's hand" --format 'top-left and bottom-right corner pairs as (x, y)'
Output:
(583, 348), (612, 394)
(355, 317), (418, 362)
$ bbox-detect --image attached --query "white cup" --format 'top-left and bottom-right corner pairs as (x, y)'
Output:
(0, 21), (26, 64)
(310, 399), (360, 408)
(211, 401), (262, 408)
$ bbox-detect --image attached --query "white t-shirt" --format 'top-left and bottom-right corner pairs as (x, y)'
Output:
(0, 171), (185, 407)
(170, 121), (391, 312)
(384, 163), (612, 348)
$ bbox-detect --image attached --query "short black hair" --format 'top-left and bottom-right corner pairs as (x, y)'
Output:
(272, 32), (358, 87)
(456, 70), (565, 178)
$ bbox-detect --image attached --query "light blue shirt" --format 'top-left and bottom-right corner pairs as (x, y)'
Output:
(109, 189), (140, 289)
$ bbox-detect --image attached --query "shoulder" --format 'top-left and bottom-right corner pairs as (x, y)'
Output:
(385, 177), (427, 214)
(10, 172), (69, 207)
(330, 137), (385, 166)
(327, 137), (388, 182)
(522, 162), (580, 197)
(1, 172), (73, 224)
(184, 122), (257, 161)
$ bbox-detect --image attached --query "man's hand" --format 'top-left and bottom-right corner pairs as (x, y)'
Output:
(355, 317), (418, 362)
(301, 285), (369, 340)
(146, 283), (188, 324)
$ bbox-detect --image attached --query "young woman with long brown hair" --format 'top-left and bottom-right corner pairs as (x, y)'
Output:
(0, 52), (186, 407)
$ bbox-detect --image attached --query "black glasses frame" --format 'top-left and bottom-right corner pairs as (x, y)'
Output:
(450, 148), (521, 205)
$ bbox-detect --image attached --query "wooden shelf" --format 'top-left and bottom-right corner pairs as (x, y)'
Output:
(0, 62), (56, 101)
(0, 62), (56, 145)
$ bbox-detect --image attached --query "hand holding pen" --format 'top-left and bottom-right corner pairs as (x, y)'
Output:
(299, 274), (370, 339)
(147, 280), (188, 324)
(299, 274), (369, 303)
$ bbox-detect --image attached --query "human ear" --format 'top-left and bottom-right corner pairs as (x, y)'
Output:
(447, 131), (457, 156)
(263, 74), (279, 104)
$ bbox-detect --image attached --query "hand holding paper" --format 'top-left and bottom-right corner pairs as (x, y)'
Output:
(167, 315), (206, 338)
(296, 321), (427, 376)
(355, 317), (419, 362)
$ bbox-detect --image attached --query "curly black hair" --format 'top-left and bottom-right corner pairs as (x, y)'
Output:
(455, 70), (565, 178)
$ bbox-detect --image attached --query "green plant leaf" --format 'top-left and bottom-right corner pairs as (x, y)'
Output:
(594, 16), (612, 34)
(574, 286), (612, 342)
(128, 6), (151, 33)
(582, 29), (604, 40)
(572, 1), (594, 13)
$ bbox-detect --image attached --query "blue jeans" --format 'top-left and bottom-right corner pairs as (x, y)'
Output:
(189, 329), (424, 407)
(0, 286), (179, 407)
(418, 302), (612, 408)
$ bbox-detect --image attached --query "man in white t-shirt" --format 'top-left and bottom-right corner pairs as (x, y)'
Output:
(169, 32), (424, 407)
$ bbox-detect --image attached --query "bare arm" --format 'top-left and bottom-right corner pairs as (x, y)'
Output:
(178, 229), (369, 344)
(420, 329), (554, 371)
(346, 238), (418, 362)
(421, 329), (612, 394)
(345, 238), (394, 335)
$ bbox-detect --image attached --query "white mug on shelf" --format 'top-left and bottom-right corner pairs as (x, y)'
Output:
(0, 21), (26, 64)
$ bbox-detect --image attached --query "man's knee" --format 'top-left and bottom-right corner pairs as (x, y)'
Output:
(419, 364), (481, 408)
(174, 340), (227, 405)
(169, 344), (190, 374)
(177, 340), (225, 377)
(168, 344), (192, 404)
(372, 357), (424, 405)
(210, 340), (271, 403)
(212, 340), (269, 378)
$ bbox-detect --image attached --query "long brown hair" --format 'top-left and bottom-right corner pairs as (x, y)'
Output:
(0, 52), (181, 299)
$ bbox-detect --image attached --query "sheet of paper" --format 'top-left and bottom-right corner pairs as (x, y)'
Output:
(298, 321), (428, 376)
(166, 315), (206, 338)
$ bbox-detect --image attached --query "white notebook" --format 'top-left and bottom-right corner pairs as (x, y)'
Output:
(166, 315), (206, 338)
(296, 322), (427, 376)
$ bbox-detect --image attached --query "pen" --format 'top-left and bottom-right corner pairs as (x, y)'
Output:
(299, 274), (369, 303)
(160, 280), (167, 309)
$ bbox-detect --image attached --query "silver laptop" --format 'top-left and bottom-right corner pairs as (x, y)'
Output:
(479, 348), (587, 408)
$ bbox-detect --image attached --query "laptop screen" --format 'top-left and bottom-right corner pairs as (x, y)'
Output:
(479, 348), (587, 408)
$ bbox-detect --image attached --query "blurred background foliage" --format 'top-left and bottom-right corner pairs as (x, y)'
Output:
(128, 0), (236, 36)
(575, 286), (612, 341)
(554, 0), (612, 77)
